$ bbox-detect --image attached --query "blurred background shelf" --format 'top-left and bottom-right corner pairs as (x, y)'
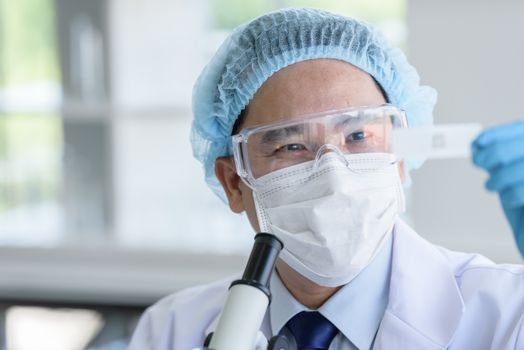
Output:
(0, 245), (245, 307)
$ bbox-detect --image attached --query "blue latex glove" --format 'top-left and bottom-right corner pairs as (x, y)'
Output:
(472, 120), (524, 257)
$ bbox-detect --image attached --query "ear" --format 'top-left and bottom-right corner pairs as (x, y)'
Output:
(399, 160), (406, 183)
(215, 156), (245, 213)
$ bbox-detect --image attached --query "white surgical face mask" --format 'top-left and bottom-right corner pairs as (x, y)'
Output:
(251, 152), (405, 287)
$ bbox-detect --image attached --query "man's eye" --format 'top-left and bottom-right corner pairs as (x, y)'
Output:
(346, 131), (366, 142)
(275, 143), (307, 153)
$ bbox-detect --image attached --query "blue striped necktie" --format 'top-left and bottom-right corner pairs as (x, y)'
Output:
(286, 311), (338, 350)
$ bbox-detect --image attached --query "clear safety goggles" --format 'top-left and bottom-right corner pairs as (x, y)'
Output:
(231, 104), (408, 185)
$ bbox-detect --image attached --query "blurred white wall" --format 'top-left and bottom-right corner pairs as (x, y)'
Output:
(109, 0), (210, 109)
(407, 0), (524, 262)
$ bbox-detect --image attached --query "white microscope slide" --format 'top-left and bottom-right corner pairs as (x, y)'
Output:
(392, 123), (483, 160)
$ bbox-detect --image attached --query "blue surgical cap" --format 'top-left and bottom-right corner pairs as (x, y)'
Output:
(191, 7), (437, 201)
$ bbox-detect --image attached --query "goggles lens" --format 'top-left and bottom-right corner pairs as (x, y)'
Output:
(232, 105), (407, 182)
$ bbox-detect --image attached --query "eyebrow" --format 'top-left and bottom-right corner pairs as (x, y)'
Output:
(333, 115), (364, 130)
(260, 124), (306, 144)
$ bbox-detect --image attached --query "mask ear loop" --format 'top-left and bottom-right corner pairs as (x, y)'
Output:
(391, 156), (406, 214)
(252, 190), (271, 233)
(239, 175), (255, 192)
(236, 171), (271, 233)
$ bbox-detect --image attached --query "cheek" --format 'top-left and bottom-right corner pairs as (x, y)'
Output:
(240, 182), (260, 232)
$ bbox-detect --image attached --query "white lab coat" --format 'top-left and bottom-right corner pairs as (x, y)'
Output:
(129, 220), (524, 349)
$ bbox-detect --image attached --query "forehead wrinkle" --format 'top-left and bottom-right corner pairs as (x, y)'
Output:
(259, 124), (305, 144)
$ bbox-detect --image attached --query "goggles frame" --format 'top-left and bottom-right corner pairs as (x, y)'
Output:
(230, 104), (408, 183)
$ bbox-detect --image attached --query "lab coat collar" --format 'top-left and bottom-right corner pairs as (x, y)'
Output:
(268, 270), (306, 336)
(374, 219), (465, 349)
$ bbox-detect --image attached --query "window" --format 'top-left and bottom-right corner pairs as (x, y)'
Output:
(0, 0), (406, 252)
(0, 0), (63, 245)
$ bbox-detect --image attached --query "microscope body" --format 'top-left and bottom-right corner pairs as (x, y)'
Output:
(196, 233), (293, 350)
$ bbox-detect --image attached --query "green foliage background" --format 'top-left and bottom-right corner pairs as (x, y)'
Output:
(0, 0), (61, 212)
(0, 0), (59, 87)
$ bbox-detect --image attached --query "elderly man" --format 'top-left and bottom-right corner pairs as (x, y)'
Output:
(129, 8), (524, 350)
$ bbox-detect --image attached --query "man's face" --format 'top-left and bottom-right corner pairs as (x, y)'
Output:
(215, 59), (392, 231)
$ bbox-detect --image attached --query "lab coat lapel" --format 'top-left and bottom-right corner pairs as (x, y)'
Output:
(204, 314), (221, 341)
(374, 219), (465, 350)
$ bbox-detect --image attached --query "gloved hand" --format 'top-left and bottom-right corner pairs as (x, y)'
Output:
(472, 120), (524, 257)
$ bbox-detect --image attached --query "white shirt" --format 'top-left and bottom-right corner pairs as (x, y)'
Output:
(269, 235), (392, 349)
